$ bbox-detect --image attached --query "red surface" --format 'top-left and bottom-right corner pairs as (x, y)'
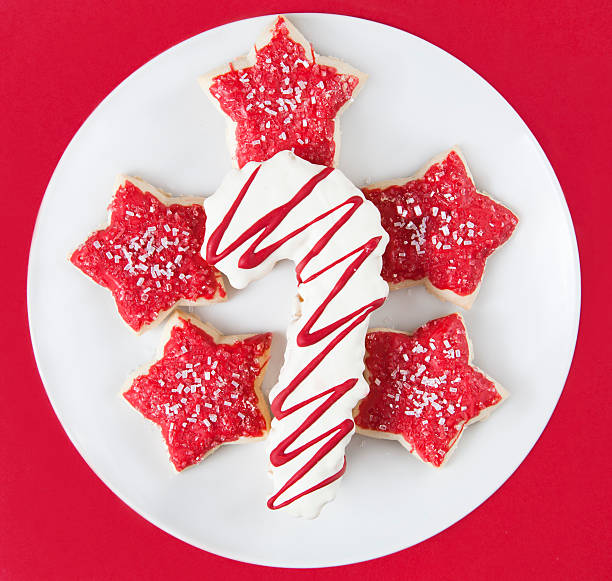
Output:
(356, 315), (503, 467)
(363, 151), (518, 296)
(1, 1), (611, 579)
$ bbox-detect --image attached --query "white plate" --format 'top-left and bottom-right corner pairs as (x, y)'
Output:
(28, 13), (580, 568)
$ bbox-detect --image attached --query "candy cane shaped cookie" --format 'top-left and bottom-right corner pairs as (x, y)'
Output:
(203, 151), (388, 517)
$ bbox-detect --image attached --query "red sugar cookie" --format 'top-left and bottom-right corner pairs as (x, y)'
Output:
(200, 15), (366, 168)
(124, 312), (272, 471)
(354, 314), (506, 467)
(70, 177), (225, 333)
(363, 149), (518, 308)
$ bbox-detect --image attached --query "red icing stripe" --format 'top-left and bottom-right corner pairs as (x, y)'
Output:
(355, 314), (504, 467)
(206, 165), (384, 509)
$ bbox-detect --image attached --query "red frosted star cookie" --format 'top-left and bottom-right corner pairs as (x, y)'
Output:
(70, 177), (226, 333)
(363, 149), (518, 308)
(354, 314), (506, 467)
(124, 312), (272, 471)
(200, 15), (366, 168)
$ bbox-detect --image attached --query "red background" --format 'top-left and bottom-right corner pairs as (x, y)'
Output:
(2, 1), (611, 579)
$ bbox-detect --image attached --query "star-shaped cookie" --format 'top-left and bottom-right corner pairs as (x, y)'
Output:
(70, 177), (226, 333)
(354, 314), (506, 467)
(124, 311), (272, 471)
(200, 15), (366, 168)
(363, 149), (518, 308)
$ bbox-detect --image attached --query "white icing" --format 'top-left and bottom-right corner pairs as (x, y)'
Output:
(203, 151), (388, 517)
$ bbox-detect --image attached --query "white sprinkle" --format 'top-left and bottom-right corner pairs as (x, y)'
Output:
(136, 277), (144, 286)
(431, 207), (439, 217)
(414, 205), (422, 216)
